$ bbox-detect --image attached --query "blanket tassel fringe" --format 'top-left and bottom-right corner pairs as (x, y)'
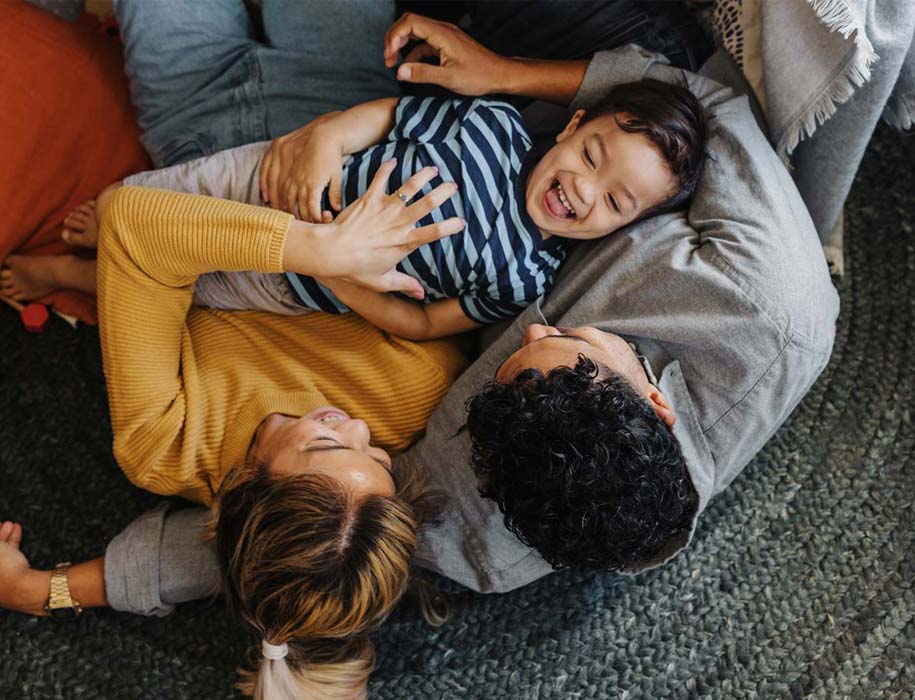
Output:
(778, 0), (879, 158)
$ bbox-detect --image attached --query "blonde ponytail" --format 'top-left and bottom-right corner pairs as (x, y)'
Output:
(211, 461), (425, 700)
(240, 637), (375, 700)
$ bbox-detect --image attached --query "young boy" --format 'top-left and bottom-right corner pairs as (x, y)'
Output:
(1, 80), (706, 339)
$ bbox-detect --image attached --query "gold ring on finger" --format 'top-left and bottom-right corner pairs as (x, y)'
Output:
(393, 190), (408, 204)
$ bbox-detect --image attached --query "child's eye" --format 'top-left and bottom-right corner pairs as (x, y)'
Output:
(608, 194), (620, 213)
(583, 148), (595, 168)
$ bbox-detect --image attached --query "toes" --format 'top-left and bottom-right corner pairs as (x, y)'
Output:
(64, 215), (87, 232)
(62, 230), (87, 245)
(0, 521), (12, 542)
(11, 523), (22, 547)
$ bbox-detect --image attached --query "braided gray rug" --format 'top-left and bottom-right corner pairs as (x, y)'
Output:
(1, 124), (913, 699)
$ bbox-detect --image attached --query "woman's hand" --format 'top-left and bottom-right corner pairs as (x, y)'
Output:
(383, 12), (513, 96)
(259, 110), (346, 221)
(283, 160), (463, 298)
(0, 521), (48, 616)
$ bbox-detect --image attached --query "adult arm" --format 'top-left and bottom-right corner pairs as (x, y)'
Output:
(95, 185), (295, 500)
(384, 14), (733, 110)
(97, 167), (460, 500)
(0, 522), (108, 616)
(383, 12), (588, 106)
(0, 512), (217, 618)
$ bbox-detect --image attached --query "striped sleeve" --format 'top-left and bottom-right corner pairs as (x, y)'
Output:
(388, 96), (466, 144)
(388, 97), (526, 145)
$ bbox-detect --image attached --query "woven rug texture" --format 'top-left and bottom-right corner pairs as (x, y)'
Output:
(0, 124), (913, 699)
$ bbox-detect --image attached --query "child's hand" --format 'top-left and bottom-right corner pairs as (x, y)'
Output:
(259, 110), (346, 221)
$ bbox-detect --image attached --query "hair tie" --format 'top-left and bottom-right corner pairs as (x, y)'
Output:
(261, 640), (289, 660)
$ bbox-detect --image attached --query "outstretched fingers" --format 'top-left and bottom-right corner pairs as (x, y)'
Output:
(365, 158), (399, 197)
(406, 180), (459, 221)
(395, 165), (440, 202)
(410, 215), (466, 249)
(379, 270), (426, 299)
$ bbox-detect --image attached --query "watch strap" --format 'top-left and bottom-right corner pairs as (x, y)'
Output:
(46, 562), (82, 618)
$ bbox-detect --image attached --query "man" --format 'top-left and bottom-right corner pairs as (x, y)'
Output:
(0, 7), (836, 615)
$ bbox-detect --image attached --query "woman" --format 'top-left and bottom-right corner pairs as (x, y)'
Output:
(1, 168), (466, 700)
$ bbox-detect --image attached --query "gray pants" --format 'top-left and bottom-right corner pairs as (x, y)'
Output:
(124, 141), (308, 315)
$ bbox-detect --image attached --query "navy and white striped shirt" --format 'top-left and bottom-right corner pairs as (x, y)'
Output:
(285, 97), (566, 324)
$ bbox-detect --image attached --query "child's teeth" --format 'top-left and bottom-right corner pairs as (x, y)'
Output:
(556, 183), (575, 216)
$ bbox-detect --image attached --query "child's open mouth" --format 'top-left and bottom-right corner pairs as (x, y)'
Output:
(543, 179), (577, 220)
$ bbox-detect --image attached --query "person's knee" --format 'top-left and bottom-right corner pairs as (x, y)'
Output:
(95, 182), (124, 225)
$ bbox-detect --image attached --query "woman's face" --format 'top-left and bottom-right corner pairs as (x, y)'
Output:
(251, 407), (395, 497)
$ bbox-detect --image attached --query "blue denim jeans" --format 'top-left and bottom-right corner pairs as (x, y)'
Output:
(115, 0), (712, 168)
(114, 0), (401, 167)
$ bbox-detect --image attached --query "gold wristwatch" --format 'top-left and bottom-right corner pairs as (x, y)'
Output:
(44, 562), (82, 620)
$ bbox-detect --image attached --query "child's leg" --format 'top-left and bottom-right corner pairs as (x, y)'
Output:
(192, 271), (308, 316)
(124, 141), (270, 206)
(1, 256), (97, 301)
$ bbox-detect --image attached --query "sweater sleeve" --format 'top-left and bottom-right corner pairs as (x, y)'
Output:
(96, 186), (292, 501)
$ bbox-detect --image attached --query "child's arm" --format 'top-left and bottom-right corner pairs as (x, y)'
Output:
(321, 97), (400, 155)
(324, 279), (482, 340)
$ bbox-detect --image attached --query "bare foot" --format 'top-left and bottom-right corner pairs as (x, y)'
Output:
(0, 254), (98, 301)
(62, 200), (98, 249)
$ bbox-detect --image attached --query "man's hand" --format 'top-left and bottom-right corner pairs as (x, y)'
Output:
(259, 110), (346, 220)
(384, 12), (512, 96)
(283, 160), (464, 298)
(0, 521), (48, 616)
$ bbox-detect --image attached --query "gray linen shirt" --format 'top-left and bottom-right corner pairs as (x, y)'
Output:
(104, 46), (839, 615)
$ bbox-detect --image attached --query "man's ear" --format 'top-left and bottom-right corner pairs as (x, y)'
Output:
(646, 387), (676, 429)
(556, 109), (586, 143)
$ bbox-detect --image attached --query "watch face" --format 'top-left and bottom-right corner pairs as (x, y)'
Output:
(48, 606), (80, 621)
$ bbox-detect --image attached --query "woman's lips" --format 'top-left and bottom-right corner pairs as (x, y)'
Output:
(306, 407), (351, 422)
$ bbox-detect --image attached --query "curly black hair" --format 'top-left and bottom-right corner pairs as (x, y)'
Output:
(465, 355), (698, 572)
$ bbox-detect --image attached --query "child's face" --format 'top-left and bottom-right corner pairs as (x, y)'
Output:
(525, 110), (676, 239)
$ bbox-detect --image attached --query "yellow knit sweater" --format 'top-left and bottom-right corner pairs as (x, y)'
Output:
(97, 186), (468, 505)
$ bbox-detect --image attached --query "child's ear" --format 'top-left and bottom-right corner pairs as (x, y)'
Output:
(556, 109), (586, 143)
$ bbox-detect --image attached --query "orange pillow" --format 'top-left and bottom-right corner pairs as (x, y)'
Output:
(0, 1), (151, 324)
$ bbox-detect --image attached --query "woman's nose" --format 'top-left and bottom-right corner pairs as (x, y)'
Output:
(339, 418), (372, 447)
